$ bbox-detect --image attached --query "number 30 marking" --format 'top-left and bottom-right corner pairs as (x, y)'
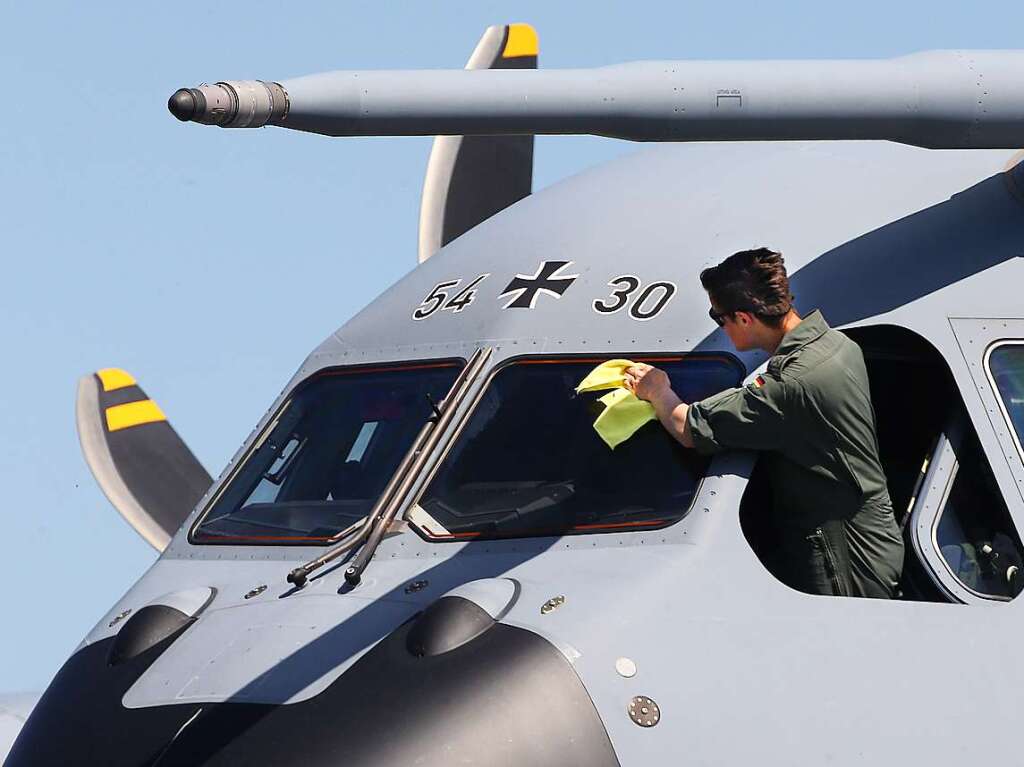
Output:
(593, 276), (677, 321)
(593, 276), (640, 314)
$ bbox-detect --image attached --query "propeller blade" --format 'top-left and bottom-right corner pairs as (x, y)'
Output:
(76, 369), (212, 551)
(418, 23), (538, 262)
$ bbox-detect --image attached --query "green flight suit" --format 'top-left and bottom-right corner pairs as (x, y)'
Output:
(687, 310), (904, 598)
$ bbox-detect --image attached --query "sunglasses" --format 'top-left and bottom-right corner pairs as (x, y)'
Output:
(709, 307), (735, 327)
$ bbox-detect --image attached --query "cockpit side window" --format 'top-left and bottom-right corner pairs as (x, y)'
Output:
(191, 361), (463, 545)
(924, 340), (1024, 600)
(934, 427), (1024, 599)
(409, 354), (743, 541)
(987, 343), (1024, 465)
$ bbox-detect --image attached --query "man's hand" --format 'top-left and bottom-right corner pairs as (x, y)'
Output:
(624, 364), (671, 403)
(624, 364), (694, 448)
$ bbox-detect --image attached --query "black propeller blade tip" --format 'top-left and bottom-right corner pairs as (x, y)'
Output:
(168, 88), (197, 121)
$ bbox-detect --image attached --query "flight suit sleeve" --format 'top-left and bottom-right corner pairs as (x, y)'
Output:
(686, 377), (791, 454)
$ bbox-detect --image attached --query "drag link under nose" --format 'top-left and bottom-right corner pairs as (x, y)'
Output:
(168, 81), (288, 127)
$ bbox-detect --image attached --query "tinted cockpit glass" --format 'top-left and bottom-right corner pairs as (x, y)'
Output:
(411, 355), (743, 541)
(192, 361), (462, 544)
(989, 344), (1024, 458)
(935, 428), (1024, 599)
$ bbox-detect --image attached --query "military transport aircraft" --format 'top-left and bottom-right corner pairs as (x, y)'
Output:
(8, 22), (1024, 766)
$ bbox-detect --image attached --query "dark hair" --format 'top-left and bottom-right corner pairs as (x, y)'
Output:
(699, 248), (794, 328)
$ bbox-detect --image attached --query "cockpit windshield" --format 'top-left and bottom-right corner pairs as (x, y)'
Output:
(409, 355), (743, 541)
(192, 361), (462, 544)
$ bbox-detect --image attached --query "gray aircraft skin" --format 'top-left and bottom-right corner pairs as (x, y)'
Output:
(9, 28), (1024, 766)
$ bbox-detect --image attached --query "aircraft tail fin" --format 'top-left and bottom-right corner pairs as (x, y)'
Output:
(417, 23), (538, 262)
(76, 369), (212, 551)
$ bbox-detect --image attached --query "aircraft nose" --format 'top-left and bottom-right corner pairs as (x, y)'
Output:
(6, 594), (620, 766)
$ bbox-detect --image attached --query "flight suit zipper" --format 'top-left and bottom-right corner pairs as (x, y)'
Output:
(816, 526), (848, 597)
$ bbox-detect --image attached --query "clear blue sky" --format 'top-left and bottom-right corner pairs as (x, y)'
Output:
(2, 0), (1021, 693)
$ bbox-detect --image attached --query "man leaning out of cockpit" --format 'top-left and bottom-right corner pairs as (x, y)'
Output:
(624, 248), (903, 599)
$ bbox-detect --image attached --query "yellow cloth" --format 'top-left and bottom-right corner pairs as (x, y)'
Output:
(574, 358), (636, 394)
(575, 359), (657, 449)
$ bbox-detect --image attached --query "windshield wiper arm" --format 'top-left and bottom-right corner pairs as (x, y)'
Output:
(286, 346), (492, 588)
(343, 346), (492, 586)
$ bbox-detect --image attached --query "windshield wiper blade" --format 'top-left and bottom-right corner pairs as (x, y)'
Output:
(286, 346), (493, 588)
(342, 345), (492, 586)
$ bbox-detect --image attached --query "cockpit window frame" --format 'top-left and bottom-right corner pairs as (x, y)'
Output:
(984, 340), (1024, 471)
(911, 412), (1023, 603)
(401, 351), (746, 544)
(927, 460), (1015, 603)
(907, 418), (972, 603)
(949, 319), (1024, 516)
(187, 357), (466, 547)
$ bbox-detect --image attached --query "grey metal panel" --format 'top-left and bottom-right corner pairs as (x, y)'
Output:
(152, 587), (216, 618)
(442, 578), (518, 619)
(122, 594), (418, 707)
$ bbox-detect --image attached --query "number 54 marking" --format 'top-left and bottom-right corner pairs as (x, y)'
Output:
(412, 274), (490, 320)
(593, 276), (677, 321)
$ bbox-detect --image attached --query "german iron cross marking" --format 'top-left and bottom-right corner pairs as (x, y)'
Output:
(499, 260), (580, 309)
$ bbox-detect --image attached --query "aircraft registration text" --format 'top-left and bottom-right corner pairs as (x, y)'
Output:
(412, 262), (677, 321)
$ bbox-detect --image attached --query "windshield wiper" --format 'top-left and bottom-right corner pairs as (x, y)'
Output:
(286, 346), (493, 588)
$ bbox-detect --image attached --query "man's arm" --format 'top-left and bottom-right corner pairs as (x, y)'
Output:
(624, 364), (695, 448)
(648, 389), (695, 448)
(629, 362), (792, 454)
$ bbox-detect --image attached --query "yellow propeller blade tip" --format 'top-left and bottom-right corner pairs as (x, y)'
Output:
(96, 368), (137, 392)
(503, 23), (539, 59)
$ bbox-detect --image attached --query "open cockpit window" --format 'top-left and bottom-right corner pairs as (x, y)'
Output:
(741, 325), (1024, 602)
(410, 355), (743, 541)
(192, 361), (463, 544)
(741, 326), (957, 600)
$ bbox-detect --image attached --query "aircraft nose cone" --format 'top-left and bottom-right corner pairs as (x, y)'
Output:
(168, 88), (197, 121)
